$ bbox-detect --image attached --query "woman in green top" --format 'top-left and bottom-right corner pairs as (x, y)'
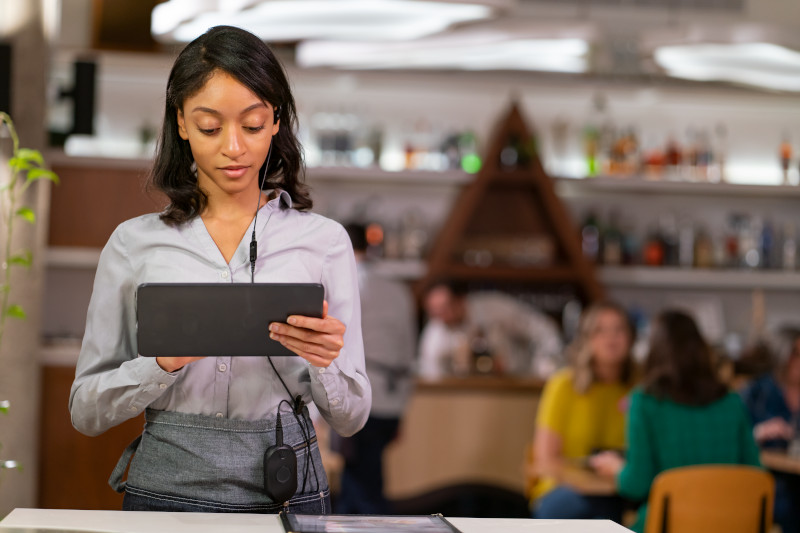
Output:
(591, 310), (761, 532)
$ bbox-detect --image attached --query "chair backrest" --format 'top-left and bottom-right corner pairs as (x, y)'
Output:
(644, 465), (774, 533)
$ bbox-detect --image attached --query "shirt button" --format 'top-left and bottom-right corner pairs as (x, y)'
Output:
(218, 363), (227, 372)
(331, 399), (339, 406)
(159, 383), (167, 390)
(129, 406), (137, 412)
(318, 367), (325, 374)
(215, 412), (224, 418)
(221, 271), (229, 279)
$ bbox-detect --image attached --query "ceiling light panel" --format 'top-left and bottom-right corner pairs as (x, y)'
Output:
(655, 43), (800, 91)
(152, 0), (503, 43)
(296, 37), (588, 72)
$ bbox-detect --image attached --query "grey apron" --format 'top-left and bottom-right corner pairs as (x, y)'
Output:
(110, 408), (329, 513)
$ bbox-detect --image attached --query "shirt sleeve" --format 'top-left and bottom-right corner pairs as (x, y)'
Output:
(69, 225), (180, 437)
(311, 224), (371, 437)
(535, 371), (571, 436)
(617, 390), (658, 501)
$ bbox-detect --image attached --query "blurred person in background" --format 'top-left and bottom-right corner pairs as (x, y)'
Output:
(530, 301), (637, 522)
(332, 223), (417, 514)
(738, 327), (800, 533)
(591, 310), (761, 533)
(418, 280), (563, 379)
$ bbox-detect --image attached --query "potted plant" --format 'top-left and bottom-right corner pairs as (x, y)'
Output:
(0, 112), (59, 480)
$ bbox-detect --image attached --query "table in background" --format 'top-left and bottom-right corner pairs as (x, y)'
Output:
(761, 451), (800, 475)
(0, 508), (631, 533)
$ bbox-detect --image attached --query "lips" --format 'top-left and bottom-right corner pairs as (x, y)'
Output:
(219, 165), (249, 179)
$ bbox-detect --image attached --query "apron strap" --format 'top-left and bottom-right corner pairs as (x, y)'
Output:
(109, 434), (143, 493)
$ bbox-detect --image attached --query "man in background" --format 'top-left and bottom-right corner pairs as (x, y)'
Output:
(334, 223), (418, 514)
(419, 280), (563, 379)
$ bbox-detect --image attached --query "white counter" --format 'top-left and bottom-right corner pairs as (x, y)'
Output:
(0, 509), (630, 533)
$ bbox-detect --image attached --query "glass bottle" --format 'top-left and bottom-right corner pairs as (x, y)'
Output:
(581, 212), (601, 263)
(694, 226), (714, 269)
(781, 136), (793, 185)
(783, 223), (797, 270)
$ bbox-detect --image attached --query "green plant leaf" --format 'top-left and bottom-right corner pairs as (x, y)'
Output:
(6, 304), (26, 320)
(8, 157), (31, 172)
(26, 168), (59, 184)
(16, 148), (44, 166)
(7, 251), (32, 268)
(0, 400), (9, 414)
(15, 207), (35, 224)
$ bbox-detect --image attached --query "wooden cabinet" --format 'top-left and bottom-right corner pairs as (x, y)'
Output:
(38, 365), (144, 510)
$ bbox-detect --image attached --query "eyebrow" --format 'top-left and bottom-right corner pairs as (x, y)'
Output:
(190, 103), (268, 115)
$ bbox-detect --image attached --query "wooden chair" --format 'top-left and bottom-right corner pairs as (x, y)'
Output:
(644, 465), (774, 533)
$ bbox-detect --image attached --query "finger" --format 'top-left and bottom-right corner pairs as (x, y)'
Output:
(275, 338), (338, 367)
(323, 300), (328, 319)
(280, 315), (345, 336)
(273, 333), (340, 360)
(270, 322), (344, 350)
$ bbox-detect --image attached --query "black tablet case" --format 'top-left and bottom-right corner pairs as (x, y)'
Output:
(136, 283), (324, 357)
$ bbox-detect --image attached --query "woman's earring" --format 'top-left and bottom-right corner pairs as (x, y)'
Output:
(190, 161), (197, 174)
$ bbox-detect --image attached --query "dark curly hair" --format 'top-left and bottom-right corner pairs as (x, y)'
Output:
(150, 25), (311, 225)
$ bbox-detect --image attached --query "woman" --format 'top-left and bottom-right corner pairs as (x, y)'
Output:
(531, 301), (636, 521)
(739, 327), (800, 533)
(69, 26), (371, 514)
(591, 311), (761, 532)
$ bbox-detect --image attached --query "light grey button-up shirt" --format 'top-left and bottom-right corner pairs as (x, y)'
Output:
(69, 191), (371, 438)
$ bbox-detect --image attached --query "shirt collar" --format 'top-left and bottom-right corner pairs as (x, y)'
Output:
(267, 189), (293, 209)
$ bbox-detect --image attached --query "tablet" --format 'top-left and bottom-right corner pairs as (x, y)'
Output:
(136, 283), (324, 357)
(278, 512), (463, 533)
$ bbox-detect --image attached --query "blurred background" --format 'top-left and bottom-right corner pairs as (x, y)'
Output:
(0, 0), (799, 519)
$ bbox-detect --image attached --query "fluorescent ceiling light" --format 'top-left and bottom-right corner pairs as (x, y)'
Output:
(152, 0), (507, 43)
(655, 42), (800, 92)
(296, 32), (588, 72)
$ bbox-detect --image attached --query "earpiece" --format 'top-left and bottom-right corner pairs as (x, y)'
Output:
(273, 105), (281, 124)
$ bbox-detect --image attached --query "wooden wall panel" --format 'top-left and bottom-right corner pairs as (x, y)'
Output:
(38, 365), (144, 510)
(49, 165), (166, 248)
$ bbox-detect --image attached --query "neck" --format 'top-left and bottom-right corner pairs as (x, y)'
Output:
(594, 360), (623, 383)
(202, 185), (264, 221)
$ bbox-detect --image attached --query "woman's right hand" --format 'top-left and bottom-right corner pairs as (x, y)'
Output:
(753, 417), (794, 443)
(156, 356), (204, 373)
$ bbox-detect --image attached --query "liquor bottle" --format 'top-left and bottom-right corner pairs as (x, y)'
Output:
(760, 219), (775, 270)
(620, 215), (640, 265)
(783, 223), (797, 270)
(470, 326), (494, 375)
(713, 122), (728, 183)
(781, 137), (793, 185)
(664, 135), (682, 181)
(660, 214), (679, 267)
(643, 224), (665, 267)
(678, 219), (695, 268)
(693, 226), (714, 268)
(601, 211), (623, 266)
(580, 212), (601, 263)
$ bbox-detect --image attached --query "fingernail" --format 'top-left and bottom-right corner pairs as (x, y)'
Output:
(269, 324), (278, 332)
(269, 332), (276, 340)
(288, 317), (297, 325)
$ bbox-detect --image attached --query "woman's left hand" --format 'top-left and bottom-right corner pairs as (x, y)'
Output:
(589, 451), (625, 479)
(269, 301), (345, 367)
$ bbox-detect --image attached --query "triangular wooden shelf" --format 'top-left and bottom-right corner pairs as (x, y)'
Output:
(420, 102), (604, 303)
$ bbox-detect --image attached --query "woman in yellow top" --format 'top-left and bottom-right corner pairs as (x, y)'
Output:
(531, 301), (637, 521)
